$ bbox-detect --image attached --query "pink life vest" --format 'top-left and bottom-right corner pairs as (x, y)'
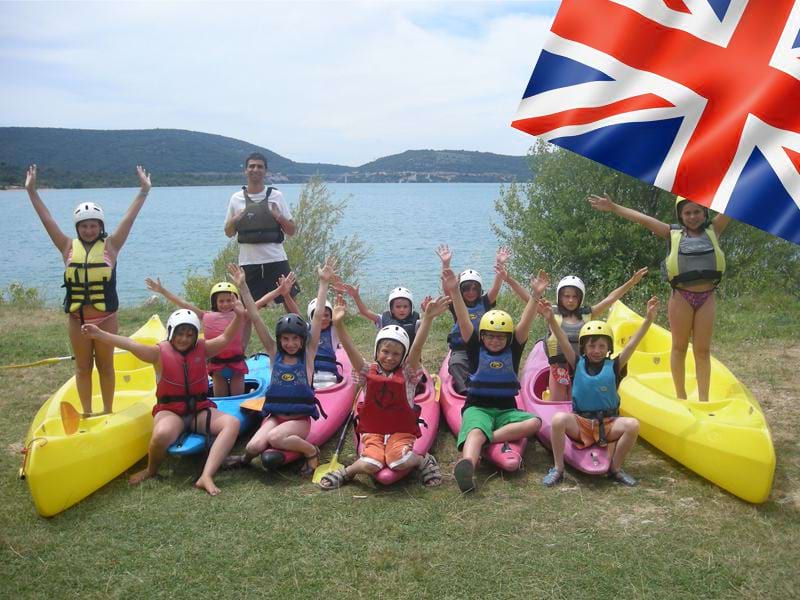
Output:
(356, 364), (420, 436)
(203, 311), (247, 373)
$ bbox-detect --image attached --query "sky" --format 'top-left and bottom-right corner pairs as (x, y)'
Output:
(0, 1), (559, 166)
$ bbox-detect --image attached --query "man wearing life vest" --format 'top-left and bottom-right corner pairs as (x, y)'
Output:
(81, 306), (245, 496)
(588, 193), (731, 403)
(539, 297), (659, 488)
(25, 164), (151, 416)
(442, 267), (548, 493)
(318, 290), (452, 490)
(224, 152), (299, 307)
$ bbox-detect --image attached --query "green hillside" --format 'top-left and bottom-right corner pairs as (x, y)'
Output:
(358, 149), (531, 179)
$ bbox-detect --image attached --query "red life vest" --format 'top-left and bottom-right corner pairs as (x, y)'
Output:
(203, 311), (246, 365)
(156, 340), (209, 403)
(356, 364), (420, 436)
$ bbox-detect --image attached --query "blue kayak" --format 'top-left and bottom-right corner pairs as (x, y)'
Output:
(167, 353), (270, 456)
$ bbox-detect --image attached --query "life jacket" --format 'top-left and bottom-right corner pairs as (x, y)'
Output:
(546, 310), (590, 363)
(379, 310), (419, 345)
(465, 344), (520, 410)
(203, 311), (246, 365)
(662, 226), (726, 289)
(448, 300), (489, 350)
(235, 187), (284, 244)
(571, 356), (620, 416)
(356, 363), (421, 436)
(63, 238), (119, 314)
(314, 326), (339, 375)
(156, 340), (209, 409)
(263, 352), (319, 418)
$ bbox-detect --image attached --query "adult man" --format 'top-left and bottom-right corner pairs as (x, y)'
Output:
(224, 152), (299, 304)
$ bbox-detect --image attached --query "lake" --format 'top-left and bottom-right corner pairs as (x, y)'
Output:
(3, 183), (509, 307)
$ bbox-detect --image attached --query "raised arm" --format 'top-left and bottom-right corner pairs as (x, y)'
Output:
(713, 212), (733, 237)
(591, 267), (648, 317)
(486, 246), (509, 304)
(24, 164), (71, 255)
(307, 258), (336, 362)
(331, 293), (366, 373)
(205, 300), (245, 357)
(227, 264), (276, 356)
(407, 295), (451, 371)
(538, 298), (576, 368)
(145, 276), (205, 316)
(587, 193), (670, 239)
(496, 264), (531, 303)
(335, 282), (378, 324)
(81, 324), (161, 364)
(106, 166), (151, 251)
(254, 272), (297, 310)
(616, 296), (659, 368)
(442, 268), (473, 342)
(515, 270), (549, 345)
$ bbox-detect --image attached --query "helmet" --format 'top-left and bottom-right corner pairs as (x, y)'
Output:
(459, 269), (483, 288)
(166, 309), (201, 342)
(209, 281), (239, 310)
(307, 297), (333, 321)
(73, 202), (105, 226)
(556, 276), (585, 304)
(387, 286), (413, 310)
(374, 325), (410, 363)
(675, 196), (709, 227)
(579, 320), (614, 354)
(479, 310), (514, 335)
(275, 313), (309, 344)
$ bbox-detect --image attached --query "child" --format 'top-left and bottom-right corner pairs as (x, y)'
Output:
(539, 296), (659, 487)
(334, 283), (427, 345)
(442, 267), (549, 493)
(319, 292), (451, 489)
(25, 164), (150, 416)
(509, 269), (648, 402)
(82, 306), (245, 495)
(436, 245), (509, 395)
(224, 260), (335, 474)
(304, 297), (342, 388)
(588, 194), (730, 402)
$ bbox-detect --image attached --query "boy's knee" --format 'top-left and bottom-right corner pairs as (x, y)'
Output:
(552, 412), (571, 429)
(621, 418), (639, 434)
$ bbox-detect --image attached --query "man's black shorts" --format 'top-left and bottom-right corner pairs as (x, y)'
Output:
(242, 261), (300, 305)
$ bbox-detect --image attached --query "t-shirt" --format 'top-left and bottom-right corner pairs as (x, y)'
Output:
(226, 187), (293, 266)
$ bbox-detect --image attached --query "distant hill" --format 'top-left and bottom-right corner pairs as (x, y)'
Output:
(0, 127), (532, 188)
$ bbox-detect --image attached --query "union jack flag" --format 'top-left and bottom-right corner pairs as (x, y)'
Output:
(512, 0), (800, 244)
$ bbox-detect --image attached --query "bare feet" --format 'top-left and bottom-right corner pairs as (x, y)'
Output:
(129, 468), (156, 485)
(194, 476), (221, 496)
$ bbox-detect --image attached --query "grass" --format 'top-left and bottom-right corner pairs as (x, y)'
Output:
(1, 295), (798, 599)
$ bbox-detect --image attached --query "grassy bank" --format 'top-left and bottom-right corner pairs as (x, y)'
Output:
(1, 295), (798, 599)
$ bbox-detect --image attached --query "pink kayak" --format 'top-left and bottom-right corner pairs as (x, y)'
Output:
(354, 371), (441, 485)
(260, 347), (355, 470)
(520, 341), (609, 474)
(438, 352), (527, 472)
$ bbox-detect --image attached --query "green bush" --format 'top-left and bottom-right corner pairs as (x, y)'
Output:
(0, 282), (45, 309)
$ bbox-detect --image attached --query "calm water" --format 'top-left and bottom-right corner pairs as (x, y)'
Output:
(3, 183), (506, 306)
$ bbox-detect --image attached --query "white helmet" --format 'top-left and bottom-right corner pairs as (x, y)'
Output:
(387, 286), (413, 310)
(166, 309), (202, 342)
(556, 275), (585, 301)
(307, 297), (333, 321)
(374, 325), (410, 363)
(73, 202), (105, 226)
(459, 269), (483, 288)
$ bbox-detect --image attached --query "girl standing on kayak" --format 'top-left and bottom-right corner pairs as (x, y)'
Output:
(25, 164), (151, 416)
(588, 194), (731, 403)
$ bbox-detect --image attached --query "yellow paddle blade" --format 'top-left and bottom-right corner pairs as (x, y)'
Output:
(432, 374), (442, 402)
(60, 402), (81, 435)
(240, 396), (265, 412)
(0, 355), (73, 370)
(312, 452), (343, 484)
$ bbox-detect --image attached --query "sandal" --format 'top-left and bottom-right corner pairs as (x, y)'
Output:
(319, 466), (349, 490)
(299, 445), (320, 477)
(222, 454), (250, 470)
(418, 453), (442, 487)
(454, 458), (476, 493)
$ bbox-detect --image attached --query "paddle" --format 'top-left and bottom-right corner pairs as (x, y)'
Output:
(60, 402), (82, 435)
(240, 396), (266, 412)
(312, 383), (363, 484)
(431, 374), (441, 402)
(1, 349), (126, 370)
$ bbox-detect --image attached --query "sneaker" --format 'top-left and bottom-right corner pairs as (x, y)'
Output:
(542, 467), (564, 487)
(454, 459), (476, 493)
(608, 468), (637, 486)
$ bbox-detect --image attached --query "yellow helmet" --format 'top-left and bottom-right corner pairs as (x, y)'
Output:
(479, 310), (514, 335)
(209, 281), (239, 310)
(579, 320), (614, 354)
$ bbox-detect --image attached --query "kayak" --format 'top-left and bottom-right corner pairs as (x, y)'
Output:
(167, 353), (270, 456)
(259, 347), (355, 470)
(438, 352), (527, 472)
(607, 301), (775, 503)
(354, 371), (441, 485)
(520, 340), (610, 474)
(21, 315), (165, 517)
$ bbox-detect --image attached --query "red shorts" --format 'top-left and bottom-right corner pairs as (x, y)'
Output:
(152, 399), (217, 417)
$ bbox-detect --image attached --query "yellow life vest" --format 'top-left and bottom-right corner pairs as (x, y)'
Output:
(663, 226), (725, 289)
(63, 238), (119, 313)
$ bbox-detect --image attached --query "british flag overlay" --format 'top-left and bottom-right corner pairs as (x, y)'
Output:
(512, 0), (800, 244)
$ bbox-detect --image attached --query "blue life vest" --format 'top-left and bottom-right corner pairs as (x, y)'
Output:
(314, 327), (339, 375)
(448, 301), (488, 350)
(263, 352), (319, 418)
(380, 310), (419, 345)
(466, 344), (520, 403)
(571, 357), (620, 415)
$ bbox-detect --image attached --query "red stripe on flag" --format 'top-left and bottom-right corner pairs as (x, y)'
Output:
(784, 147), (800, 174)
(662, 0), (691, 14)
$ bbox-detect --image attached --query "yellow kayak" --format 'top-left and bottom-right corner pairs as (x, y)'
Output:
(607, 301), (775, 503)
(21, 315), (164, 517)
